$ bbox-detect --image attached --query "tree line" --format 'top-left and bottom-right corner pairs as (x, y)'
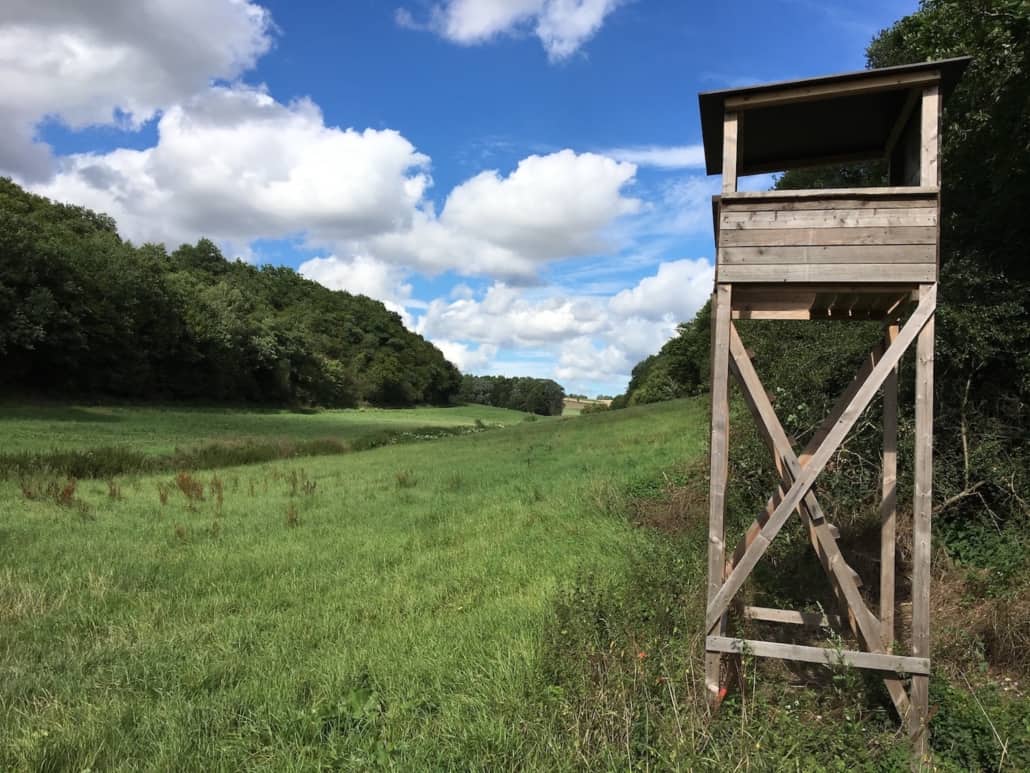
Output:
(457, 375), (565, 416)
(0, 178), (461, 407)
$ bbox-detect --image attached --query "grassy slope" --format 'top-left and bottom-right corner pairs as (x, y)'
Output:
(0, 399), (706, 770)
(0, 402), (530, 456)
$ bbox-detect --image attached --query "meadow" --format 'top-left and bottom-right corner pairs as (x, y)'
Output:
(0, 402), (529, 456)
(1, 400), (708, 770)
(2, 399), (1026, 771)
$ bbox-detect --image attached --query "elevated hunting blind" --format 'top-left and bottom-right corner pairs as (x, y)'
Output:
(698, 57), (969, 753)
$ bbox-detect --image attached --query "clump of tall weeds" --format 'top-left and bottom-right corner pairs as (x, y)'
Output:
(175, 472), (204, 506)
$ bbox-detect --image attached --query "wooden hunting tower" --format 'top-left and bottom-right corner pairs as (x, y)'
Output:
(699, 57), (969, 752)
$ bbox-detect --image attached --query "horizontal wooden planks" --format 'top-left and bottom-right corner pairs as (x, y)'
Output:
(721, 226), (936, 248)
(722, 245), (936, 263)
(743, 606), (843, 628)
(706, 636), (930, 675)
(721, 208), (937, 228)
(715, 193), (939, 283)
(719, 263), (936, 283)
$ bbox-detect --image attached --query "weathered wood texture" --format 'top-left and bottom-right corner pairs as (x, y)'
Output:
(743, 606), (843, 629)
(911, 284), (936, 751)
(707, 636), (930, 675)
(705, 284), (732, 704)
(881, 324), (899, 651)
(717, 191), (939, 284)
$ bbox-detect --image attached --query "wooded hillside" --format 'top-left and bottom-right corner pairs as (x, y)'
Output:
(0, 178), (461, 407)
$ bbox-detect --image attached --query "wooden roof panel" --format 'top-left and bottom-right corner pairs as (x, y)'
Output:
(699, 57), (970, 175)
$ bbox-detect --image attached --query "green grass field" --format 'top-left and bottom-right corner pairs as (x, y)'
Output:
(0, 399), (708, 770)
(0, 402), (530, 456)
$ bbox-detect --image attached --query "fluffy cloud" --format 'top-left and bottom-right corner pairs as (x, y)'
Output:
(371, 149), (639, 277)
(34, 90), (637, 281)
(0, 0), (273, 180)
(610, 258), (714, 321)
(418, 282), (608, 347)
(414, 257), (713, 388)
(32, 85), (432, 249)
(431, 340), (499, 372)
(442, 150), (639, 259)
(398, 0), (622, 60)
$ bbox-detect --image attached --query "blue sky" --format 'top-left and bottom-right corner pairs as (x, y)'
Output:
(2, 0), (917, 395)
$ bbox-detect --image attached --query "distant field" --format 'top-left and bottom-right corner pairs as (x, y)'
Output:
(0, 399), (707, 770)
(0, 402), (530, 456)
(561, 397), (611, 416)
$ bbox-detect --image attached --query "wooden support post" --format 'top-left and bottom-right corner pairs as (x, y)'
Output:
(705, 283), (732, 706)
(881, 323), (899, 651)
(722, 112), (740, 194)
(920, 85), (940, 188)
(911, 284), (936, 754)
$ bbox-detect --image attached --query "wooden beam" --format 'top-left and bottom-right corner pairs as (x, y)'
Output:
(705, 284), (733, 704)
(706, 636), (930, 675)
(728, 329), (884, 645)
(911, 284), (936, 749)
(722, 112), (740, 195)
(881, 324), (899, 651)
(723, 71), (940, 111)
(743, 606), (843, 629)
(725, 339), (886, 579)
(720, 187), (938, 201)
(705, 284), (937, 632)
(920, 84), (941, 188)
(717, 263), (937, 284)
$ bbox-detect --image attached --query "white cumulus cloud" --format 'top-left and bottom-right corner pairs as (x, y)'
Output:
(369, 149), (640, 279)
(610, 258), (714, 321)
(398, 0), (622, 61)
(0, 0), (274, 180)
(415, 257), (713, 386)
(32, 85), (432, 250)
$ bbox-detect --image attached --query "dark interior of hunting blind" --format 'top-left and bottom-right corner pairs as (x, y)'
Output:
(699, 56), (970, 756)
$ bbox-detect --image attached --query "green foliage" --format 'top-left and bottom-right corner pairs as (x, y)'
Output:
(0, 178), (461, 407)
(929, 679), (1030, 771)
(457, 374), (566, 415)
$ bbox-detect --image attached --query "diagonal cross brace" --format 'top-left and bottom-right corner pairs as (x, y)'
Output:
(727, 325), (880, 638)
(705, 283), (936, 633)
(726, 325), (914, 721)
(724, 339), (887, 576)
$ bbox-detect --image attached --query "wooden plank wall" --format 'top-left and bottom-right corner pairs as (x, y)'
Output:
(718, 193), (938, 283)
